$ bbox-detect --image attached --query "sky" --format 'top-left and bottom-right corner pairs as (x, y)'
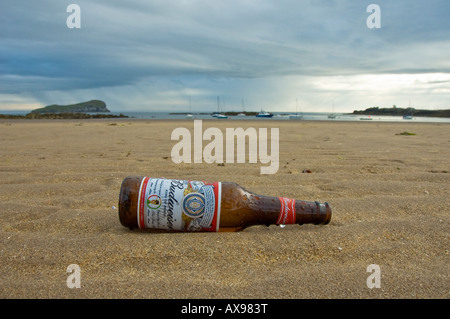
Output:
(1, 0), (450, 113)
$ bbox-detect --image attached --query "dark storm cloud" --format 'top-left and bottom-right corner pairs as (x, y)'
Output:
(1, 0), (449, 111)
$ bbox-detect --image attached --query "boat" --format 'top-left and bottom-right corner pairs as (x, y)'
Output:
(212, 96), (228, 119)
(256, 110), (273, 118)
(328, 101), (336, 119)
(185, 95), (193, 118)
(211, 112), (228, 119)
(289, 114), (303, 120)
(403, 100), (414, 120)
(289, 99), (303, 120)
(360, 117), (373, 121)
(238, 99), (246, 117)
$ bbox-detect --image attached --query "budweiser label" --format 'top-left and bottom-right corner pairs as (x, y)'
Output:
(277, 197), (296, 225)
(137, 177), (222, 232)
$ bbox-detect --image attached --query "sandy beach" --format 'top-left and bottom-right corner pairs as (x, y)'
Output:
(0, 118), (448, 299)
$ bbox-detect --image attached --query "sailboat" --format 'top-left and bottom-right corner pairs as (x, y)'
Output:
(212, 96), (228, 119)
(403, 100), (414, 120)
(328, 102), (336, 119)
(289, 99), (303, 120)
(185, 95), (193, 118)
(237, 98), (246, 117)
(256, 109), (273, 118)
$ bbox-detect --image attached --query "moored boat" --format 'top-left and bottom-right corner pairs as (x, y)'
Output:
(256, 110), (273, 118)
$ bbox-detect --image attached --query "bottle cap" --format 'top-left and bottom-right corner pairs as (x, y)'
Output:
(315, 201), (332, 224)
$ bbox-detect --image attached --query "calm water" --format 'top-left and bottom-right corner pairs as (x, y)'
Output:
(114, 111), (450, 123)
(2, 110), (450, 123)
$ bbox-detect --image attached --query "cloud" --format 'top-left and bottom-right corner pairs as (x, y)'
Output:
(1, 0), (449, 111)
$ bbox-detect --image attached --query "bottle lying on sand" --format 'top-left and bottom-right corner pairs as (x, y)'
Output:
(118, 176), (332, 232)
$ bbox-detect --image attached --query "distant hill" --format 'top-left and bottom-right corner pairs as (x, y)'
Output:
(31, 100), (110, 114)
(352, 107), (450, 118)
(0, 112), (128, 120)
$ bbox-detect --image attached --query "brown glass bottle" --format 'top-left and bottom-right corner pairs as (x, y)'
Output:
(118, 176), (331, 232)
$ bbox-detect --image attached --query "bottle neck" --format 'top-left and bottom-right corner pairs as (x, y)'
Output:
(294, 200), (331, 225)
(247, 194), (331, 226)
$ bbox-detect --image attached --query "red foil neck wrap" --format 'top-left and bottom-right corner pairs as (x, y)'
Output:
(277, 197), (296, 225)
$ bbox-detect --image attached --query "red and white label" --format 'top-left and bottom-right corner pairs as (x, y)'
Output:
(137, 177), (222, 232)
(277, 197), (296, 225)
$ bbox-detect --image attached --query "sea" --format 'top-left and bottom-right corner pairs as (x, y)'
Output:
(2, 110), (450, 123)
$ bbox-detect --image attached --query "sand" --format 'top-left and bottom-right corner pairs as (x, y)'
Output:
(0, 118), (448, 299)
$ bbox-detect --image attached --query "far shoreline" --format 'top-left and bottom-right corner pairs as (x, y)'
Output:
(349, 106), (450, 118)
(0, 112), (129, 120)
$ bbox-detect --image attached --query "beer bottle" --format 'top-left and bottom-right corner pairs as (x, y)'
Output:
(118, 176), (331, 232)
